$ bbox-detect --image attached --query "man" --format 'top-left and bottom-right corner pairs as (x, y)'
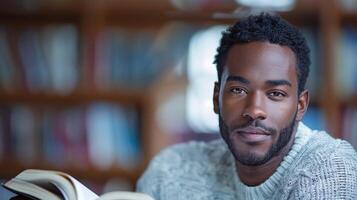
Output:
(137, 13), (357, 199)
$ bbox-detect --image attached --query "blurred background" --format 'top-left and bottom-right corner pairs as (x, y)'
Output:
(0, 0), (356, 198)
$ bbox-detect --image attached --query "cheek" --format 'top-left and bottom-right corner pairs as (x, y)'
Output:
(267, 100), (297, 127)
(219, 93), (244, 124)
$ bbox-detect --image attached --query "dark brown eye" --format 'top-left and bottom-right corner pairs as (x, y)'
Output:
(269, 91), (285, 97)
(268, 91), (287, 100)
(230, 87), (247, 95)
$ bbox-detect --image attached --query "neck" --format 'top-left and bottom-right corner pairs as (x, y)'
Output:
(235, 131), (296, 186)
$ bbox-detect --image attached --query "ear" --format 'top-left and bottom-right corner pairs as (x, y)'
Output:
(296, 90), (309, 121)
(213, 82), (220, 114)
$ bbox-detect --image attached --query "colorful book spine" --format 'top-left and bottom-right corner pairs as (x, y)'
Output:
(302, 106), (326, 131)
(337, 27), (357, 98)
(342, 106), (357, 149)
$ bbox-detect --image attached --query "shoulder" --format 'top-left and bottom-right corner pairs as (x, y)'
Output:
(302, 130), (357, 165)
(290, 131), (357, 199)
(141, 139), (228, 178)
(152, 139), (227, 166)
(136, 139), (229, 195)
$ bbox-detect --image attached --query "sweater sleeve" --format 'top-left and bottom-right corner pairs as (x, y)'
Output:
(136, 161), (162, 200)
(136, 143), (189, 200)
(291, 141), (357, 200)
(135, 148), (173, 200)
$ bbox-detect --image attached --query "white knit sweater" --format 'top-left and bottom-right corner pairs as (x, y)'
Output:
(137, 122), (357, 199)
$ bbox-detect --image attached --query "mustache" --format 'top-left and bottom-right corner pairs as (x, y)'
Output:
(232, 119), (276, 135)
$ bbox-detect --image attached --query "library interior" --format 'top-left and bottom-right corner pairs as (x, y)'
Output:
(0, 0), (356, 198)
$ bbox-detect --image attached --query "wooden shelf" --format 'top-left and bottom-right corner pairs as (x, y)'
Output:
(341, 95), (357, 106)
(0, 90), (144, 106)
(0, 0), (322, 26)
(0, 12), (81, 26)
(0, 159), (143, 184)
(341, 11), (357, 25)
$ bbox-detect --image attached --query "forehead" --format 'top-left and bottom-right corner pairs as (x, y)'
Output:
(223, 42), (297, 84)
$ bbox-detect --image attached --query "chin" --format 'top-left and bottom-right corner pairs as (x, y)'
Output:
(232, 147), (272, 166)
(227, 136), (275, 166)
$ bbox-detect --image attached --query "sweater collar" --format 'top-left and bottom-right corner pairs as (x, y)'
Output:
(230, 122), (313, 198)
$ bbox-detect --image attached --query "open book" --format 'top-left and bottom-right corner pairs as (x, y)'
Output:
(2, 169), (154, 200)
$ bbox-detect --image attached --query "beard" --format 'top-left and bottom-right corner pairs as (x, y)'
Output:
(219, 113), (297, 166)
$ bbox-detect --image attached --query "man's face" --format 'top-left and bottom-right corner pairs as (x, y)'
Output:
(213, 42), (307, 166)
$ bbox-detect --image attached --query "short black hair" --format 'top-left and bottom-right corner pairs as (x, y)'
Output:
(214, 13), (310, 94)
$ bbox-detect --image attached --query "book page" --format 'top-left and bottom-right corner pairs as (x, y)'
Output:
(97, 191), (155, 200)
(15, 169), (99, 200)
(3, 179), (62, 200)
(67, 175), (99, 200)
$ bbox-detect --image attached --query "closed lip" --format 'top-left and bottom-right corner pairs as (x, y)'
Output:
(234, 126), (271, 135)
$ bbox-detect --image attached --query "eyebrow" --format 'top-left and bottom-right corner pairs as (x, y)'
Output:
(226, 75), (250, 84)
(265, 80), (292, 87)
(226, 75), (292, 87)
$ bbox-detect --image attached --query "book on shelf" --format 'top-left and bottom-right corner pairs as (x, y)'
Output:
(2, 169), (154, 200)
(0, 22), (193, 92)
(86, 103), (141, 169)
(0, 25), (78, 93)
(337, 26), (357, 98)
(10, 106), (38, 164)
(0, 27), (15, 91)
(342, 106), (357, 149)
(300, 27), (320, 100)
(0, 103), (142, 169)
(302, 106), (326, 131)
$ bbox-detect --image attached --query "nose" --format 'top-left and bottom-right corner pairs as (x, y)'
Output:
(242, 92), (267, 120)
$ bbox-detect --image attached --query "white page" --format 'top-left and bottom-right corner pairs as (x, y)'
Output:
(98, 191), (155, 200)
(68, 175), (99, 200)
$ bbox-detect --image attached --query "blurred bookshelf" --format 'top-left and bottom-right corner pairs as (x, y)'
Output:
(0, 0), (357, 196)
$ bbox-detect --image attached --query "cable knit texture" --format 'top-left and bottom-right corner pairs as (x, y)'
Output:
(137, 123), (357, 200)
